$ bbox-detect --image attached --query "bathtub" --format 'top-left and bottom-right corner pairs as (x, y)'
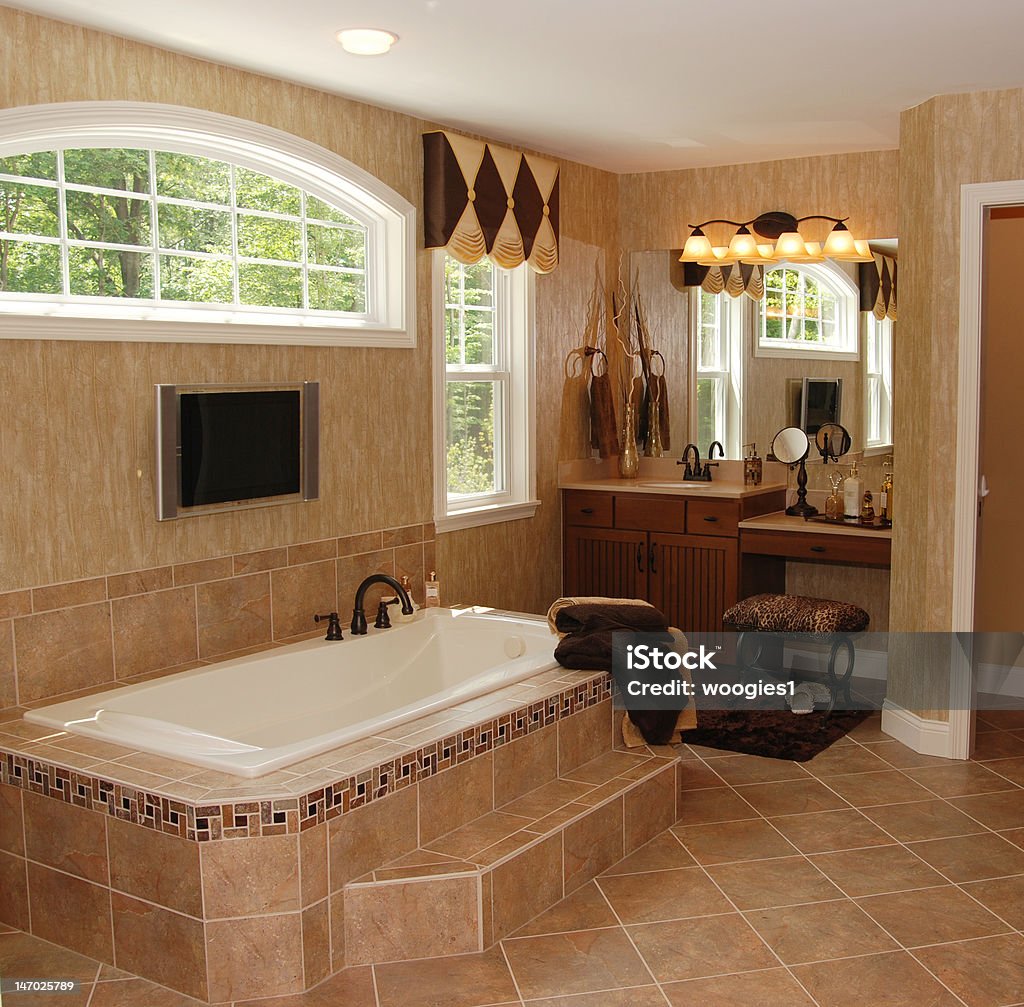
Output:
(24, 607), (559, 778)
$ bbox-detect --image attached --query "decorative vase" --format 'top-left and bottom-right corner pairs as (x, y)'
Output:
(619, 401), (640, 478)
(645, 398), (664, 457)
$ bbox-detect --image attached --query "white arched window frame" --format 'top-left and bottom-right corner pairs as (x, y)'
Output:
(756, 260), (859, 361)
(0, 102), (416, 346)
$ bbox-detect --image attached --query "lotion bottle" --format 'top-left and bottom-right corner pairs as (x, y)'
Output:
(425, 571), (441, 608)
(843, 461), (862, 520)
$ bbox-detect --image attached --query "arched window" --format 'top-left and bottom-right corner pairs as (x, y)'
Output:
(757, 261), (858, 360)
(0, 102), (415, 346)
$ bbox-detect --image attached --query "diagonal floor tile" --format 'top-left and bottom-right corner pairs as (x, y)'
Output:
(501, 928), (651, 999)
(767, 808), (894, 854)
(856, 885), (1011, 947)
(523, 988), (667, 1007)
(672, 787), (758, 825)
(861, 799), (986, 842)
(706, 754), (810, 786)
(706, 855), (844, 910)
(627, 913), (777, 982)
(511, 881), (618, 938)
(374, 949), (519, 1007)
(808, 844), (947, 897)
(801, 743), (891, 778)
(597, 866), (732, 923)
(671, 818), (799, 865)
(949, 789), (1024, 830)
(234, 966), (377, 1006)
(792, 950), (962, 1007)
(904, 761), (1020, 798)
(744, 899), (898, 964)
(823, 770), (934, 808)
(961, 874), (1024, 929)
(601, 831), (695, 875)
(733, 779), (850, 817)
(907, 832), (1024, 882)
(913, 934), (1024, 1007)
(663, 967), (816, 1006)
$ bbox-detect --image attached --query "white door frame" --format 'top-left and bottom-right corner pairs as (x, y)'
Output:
(951, 179), (1024, 757)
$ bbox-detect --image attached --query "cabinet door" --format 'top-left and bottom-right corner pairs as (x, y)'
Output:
(563, 526), (647, 599)
(648, 532), (738, 636)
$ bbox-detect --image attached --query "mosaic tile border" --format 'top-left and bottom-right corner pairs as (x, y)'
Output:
(0, 674), (612, 843)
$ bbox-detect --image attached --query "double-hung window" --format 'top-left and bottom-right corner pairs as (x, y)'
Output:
(433, 251), (537, 531)
(864, 313), (893, 451)
(692, 288), (742, 458)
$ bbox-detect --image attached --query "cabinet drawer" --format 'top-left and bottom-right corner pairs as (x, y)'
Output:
(685, 499), (739, 537)
(740, 529), (891, 566)
(615, 494), (686, 534)
(563, 490), (613, 527)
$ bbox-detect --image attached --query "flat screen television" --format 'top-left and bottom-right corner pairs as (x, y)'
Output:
(155, 382), (319, 521)
(800, 378), (842, 437)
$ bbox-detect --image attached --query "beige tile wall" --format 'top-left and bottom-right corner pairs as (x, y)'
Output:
(0, 523), (432, 708)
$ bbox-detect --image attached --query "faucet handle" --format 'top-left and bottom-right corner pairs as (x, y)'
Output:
(374, 600), (393, 630)
(314, 611), (343, 641)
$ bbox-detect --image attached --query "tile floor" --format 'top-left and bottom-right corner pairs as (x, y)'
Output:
(5, 709), (1024, 1007)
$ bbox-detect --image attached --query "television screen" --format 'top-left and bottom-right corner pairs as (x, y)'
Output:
(801, 378), (842, 437)
(180, 390), (301, 507)
(155, 382), (319, 520)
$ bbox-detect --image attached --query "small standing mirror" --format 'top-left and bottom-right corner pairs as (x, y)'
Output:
(815, 422), (851, 463)
(772, 425), (817, 518)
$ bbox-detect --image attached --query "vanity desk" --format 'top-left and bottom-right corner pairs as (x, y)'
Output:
(739, 511), (892, 598)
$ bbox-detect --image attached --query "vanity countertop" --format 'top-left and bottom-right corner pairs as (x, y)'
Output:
(739, 511), (893, 539)
(559, 477), (788, 500)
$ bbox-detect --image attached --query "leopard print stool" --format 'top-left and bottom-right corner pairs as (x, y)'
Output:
(723, 593), (870, 712)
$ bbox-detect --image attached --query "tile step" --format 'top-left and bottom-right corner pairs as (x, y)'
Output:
(341, 750), (680, 965)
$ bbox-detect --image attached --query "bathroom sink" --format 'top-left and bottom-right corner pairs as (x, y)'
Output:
(636, 480), (719, 490)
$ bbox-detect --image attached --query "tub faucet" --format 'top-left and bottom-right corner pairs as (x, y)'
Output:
(314, 611), (343, 641)
(351, 574), (415, 635)
(677, 443), (701, 480)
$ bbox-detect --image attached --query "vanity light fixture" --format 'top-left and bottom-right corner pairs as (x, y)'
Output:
(679, 211), (874, 265)
(336, 27), (399, 55)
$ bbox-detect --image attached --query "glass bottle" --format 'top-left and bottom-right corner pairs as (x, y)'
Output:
(645, 398), (663, 457)
(825, 470), (843, 520)
(619, 401), (640, 478)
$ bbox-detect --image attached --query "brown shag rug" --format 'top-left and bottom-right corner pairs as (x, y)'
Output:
(678, 708), (872, 762)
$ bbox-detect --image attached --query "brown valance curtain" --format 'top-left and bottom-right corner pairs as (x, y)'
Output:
(858, 253), (897, 320)
(423, 130), (560, 273)
(670, 257), (764, 300)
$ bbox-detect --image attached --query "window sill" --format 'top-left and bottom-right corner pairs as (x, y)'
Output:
(436, 499), (541, 533)
(862, 444), (893, 458)
(754, 344), (860, 362)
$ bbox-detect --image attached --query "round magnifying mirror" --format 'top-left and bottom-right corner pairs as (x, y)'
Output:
(815, 422), (851, 462)
(771, 426), (810, 464)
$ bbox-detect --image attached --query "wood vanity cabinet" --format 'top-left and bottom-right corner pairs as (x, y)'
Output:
(562, 487), (784, 634)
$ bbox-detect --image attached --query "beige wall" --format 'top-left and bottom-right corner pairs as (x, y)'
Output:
(0, 7), (618, 617)
(887, 87), (1024, 721)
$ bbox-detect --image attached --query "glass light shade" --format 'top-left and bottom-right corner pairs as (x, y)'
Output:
(336, 28), (398, 54)
(822, 224), (858, 258)
(772, 231), (810, 260)
(727, 227), (759, 260)
(679, 229), (713, 262)
(696, 246), (730, 266)
(851, 240), (876, 262)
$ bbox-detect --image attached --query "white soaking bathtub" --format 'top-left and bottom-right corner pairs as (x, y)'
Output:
(24, 607), (559, 778)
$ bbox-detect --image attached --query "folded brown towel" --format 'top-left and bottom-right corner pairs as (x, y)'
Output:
(554, 602), (669, 636)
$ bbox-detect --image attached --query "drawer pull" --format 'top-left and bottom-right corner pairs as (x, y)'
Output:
(580, 507), (595, 515)
(810, 545), (827, 553)
(703, 516), (719, 523)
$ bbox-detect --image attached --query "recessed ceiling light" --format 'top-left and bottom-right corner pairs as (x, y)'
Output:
(336, 28), (398, 56)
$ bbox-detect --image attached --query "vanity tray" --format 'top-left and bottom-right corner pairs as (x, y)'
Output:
(804, 515), (892, 532)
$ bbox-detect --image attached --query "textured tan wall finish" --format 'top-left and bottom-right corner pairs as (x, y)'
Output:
(618, 150), (899, 253)
(0, 8), (617, 618)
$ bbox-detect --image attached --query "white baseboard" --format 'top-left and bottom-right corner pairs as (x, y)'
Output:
(881, 698), (959, 760)
(785, 643), (888, 681)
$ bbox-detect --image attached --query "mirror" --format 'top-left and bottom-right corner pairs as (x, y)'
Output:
(815, 422), (851, 462)
(627, 244), (896, 461)
(771, 426), (810, 464)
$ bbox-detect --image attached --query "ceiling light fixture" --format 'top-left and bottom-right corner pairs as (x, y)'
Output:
(336, 28), (398, 56)
(678, 211), (874, 266)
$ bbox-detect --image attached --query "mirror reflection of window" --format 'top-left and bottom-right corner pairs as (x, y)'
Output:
(865, 314), (894, 451)
(693, 289), (742, 458)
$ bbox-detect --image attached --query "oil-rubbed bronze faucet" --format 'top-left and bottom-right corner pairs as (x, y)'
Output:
(677, 443), (702, 480)
(351, 574), (415, 635)
(314, 611), (343, 641)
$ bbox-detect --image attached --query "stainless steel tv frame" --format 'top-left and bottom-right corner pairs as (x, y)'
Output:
(155, 381), (320, 521)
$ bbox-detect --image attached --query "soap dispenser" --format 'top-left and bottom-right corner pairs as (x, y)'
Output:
(880, 456), (894, 525)
(843, 461), (862, 520)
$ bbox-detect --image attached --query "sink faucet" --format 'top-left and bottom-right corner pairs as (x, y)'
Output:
(677, 443), (702, 481)
(351, 574), (415, 635)
(703, 440), (724, 480)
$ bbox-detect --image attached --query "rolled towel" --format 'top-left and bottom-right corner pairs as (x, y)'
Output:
(554, 602), (669, 636)
(546, 596), (650, 635)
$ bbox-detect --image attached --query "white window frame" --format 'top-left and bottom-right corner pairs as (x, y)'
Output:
(432, 250), (538, 532)
(0, 101), (415, 346)
(863, 313), (894, 454)
(756, 260), (859, 361)
(690, 288), (743, 459)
